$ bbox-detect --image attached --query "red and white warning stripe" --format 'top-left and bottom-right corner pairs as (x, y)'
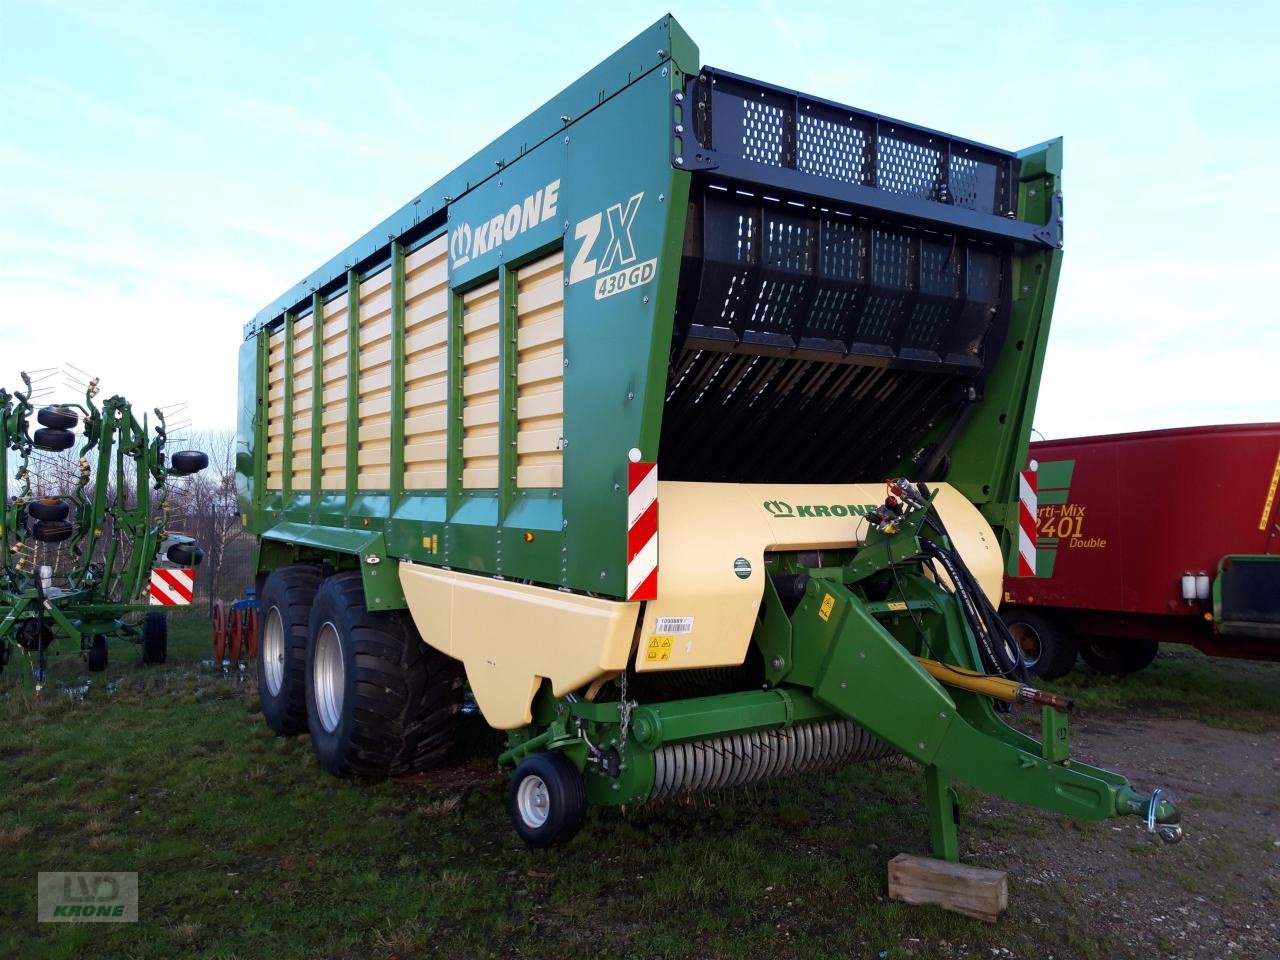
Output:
(626, 461), (658, 601)
(1018, 461), (1038, 577)
(150, 567), (195, 606)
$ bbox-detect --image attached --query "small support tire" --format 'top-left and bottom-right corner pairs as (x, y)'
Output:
(506, 752), (588, 848)
(37, 406), (78, 430)
(27, 498), (70, 522)
(33, 428), (75, 452)
(142, 611), (167, 664)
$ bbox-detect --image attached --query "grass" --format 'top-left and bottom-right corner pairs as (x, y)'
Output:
(1044, 646), (1280, 731)
(0, 623), (1276, 958)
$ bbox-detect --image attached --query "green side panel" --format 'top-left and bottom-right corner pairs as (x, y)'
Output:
(1035, 458), (1075, 491)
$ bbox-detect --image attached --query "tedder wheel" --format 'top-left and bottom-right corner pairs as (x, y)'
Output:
(258, 565), (322, 735)
(37, 406), (78, 430)
(228, 610), (244, 663)
(27, 497), (70, 522)
(212, 600), (227, 662)
(506, 752), (588, 848)
(244, 607), (260, 661)
(170, 450), (209, 475)
(31, 519), (74, 543)
(142, 611), (167, 665)
(1001, 608), (1078, 681)
(32, 427), (75, 452)
(1079, 637), (1159, 675)
(87, 635), (108, 672)
(167, 542), (205, 566)
(304, 571), (463, 777)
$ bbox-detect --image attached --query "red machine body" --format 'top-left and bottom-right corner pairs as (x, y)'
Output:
(1003, 423), (1280, 661)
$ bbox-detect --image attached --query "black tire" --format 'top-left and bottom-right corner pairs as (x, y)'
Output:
(37, 406), (78, 430)
(258, 565), (322, 735)
(32, 428), (75, 452)
(142, 611), (167, 664)
(1079, 637), (1159, 675)
(26, 498), (70, 522)
(32, 519), (73, 543)
(506, 752), (588, 848)
(167, 542), (205, 566)
(170, 450), (209, 475)
(1001, 608), (1078, 680)
(87, 635), (108, 672)
(304, 572), (463, 777)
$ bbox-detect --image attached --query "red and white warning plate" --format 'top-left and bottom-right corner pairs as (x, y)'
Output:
(149, 567), (195, 606)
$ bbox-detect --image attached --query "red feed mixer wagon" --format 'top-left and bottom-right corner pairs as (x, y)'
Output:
(1001, 423), (1280, 678)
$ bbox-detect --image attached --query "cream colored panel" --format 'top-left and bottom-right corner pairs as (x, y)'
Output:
(403, 236), (450, 490)
(636, 482), (1003, 672)
(515, 251), (563, 489)
(290, 314), (315, 490)
(399, 564), (640, 729)
(358, 264), (393, 488)
(461, 279), (500, 489)
(265, 327), (286, 490)
(319, 293), (349, 490)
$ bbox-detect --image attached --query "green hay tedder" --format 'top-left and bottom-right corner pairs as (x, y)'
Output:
(0, 371), (208, 687)
(236, 16), (1181, 857)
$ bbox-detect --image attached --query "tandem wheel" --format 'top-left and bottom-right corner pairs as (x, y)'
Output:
(506, 752), (587, 848)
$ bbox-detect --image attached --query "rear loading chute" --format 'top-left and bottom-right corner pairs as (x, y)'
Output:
(238, 15), (1180, 857)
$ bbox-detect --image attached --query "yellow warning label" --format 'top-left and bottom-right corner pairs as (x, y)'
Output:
(645, 635), (673, 662)
(1260, 447), (1280, 532)
(818, 593), (835, 622)
(887, 600), (907, 612)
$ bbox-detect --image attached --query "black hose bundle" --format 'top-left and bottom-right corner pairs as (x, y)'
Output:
(917, 484), (1027, 682)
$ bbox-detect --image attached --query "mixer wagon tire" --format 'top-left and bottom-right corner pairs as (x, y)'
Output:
(142, 611), (167, 664)
(87, 635), (108, 672)
(1078, 637), (1159, 675)
(32, 519), (74, 543)
(304, 571), (463, 777)
(507, 752), (587, 848)
(27, 498), (70, 522)
(37, 406), (78, 430)
(258, 565), (322, 735)
(33, 427), (75, 452)
(1001, 609), (1077, 680)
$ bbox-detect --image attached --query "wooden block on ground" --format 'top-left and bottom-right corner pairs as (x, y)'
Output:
(887, 853), (1008, 923)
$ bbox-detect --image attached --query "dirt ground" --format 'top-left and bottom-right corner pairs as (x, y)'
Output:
(961, 712), (1280, 960)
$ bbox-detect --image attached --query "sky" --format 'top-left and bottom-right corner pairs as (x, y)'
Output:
(1, 0), (1276, 440)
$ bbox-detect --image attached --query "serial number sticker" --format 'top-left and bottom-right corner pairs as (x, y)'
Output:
(645, 635), (673, 662)
(594, 258), (657, 300)
(654, 616), (694, 635)
(886, 601), (907, 612)
(818, 593), (835, 622)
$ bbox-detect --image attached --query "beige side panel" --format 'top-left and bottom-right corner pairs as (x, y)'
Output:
(290, 313), (315, 490)
(357, 264), (393, 488)
(318, 292), (349, 490)
(515, 251), (564, 488)
(403, 235), (449, 490)
(636, 481), (1003, 672)
(265, 327), (286, 490)
(461, 278), (500, 489)
(399, 564), (640, 729)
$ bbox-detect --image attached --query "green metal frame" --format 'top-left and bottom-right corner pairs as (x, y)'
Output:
(0, 374), (198, 680)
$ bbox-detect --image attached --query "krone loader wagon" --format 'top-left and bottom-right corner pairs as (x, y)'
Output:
(237, 16), (1181, 856)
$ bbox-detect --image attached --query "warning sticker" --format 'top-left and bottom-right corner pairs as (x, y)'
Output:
(818, 593), (835, 622)
(645, 635), (673, 662)
(886, 600), (907, 612)
(654, 616), (694, 635)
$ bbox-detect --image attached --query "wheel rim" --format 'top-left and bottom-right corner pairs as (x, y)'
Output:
(313, 621), (345, 734)
(516, 774), (551, 828)
(1010, 621), (1042, 669)
(263, 606), (285, 696)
